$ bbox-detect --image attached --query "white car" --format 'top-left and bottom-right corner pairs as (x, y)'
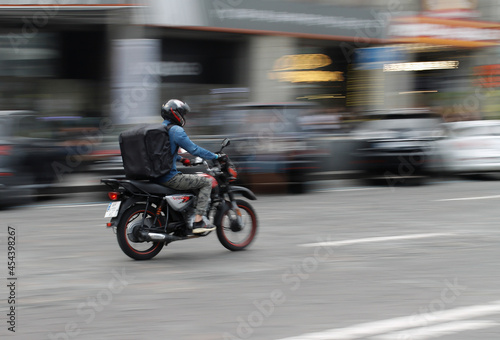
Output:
(436, 120), (500, 174)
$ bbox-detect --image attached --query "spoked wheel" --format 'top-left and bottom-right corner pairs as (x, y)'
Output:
(216, 199), (258, 251)
(116, 204), (164, 260)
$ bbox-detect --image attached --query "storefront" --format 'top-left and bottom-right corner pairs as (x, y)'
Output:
(386, 1), (500, 120)
(159, 34), (247, 134)
(0, 2), (137, 120)
(139, 0), (390, 121)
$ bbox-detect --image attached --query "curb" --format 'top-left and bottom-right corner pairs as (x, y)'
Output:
(39, 171), (364, 196)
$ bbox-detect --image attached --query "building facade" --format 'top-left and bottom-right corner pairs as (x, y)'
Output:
(1, 0), (500, 125)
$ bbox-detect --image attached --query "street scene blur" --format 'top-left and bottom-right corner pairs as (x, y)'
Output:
(2, 0), (500, 339)
(4, 0), (500, 199)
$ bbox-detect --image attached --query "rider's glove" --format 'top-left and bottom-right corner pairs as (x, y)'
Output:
(180, 158), (191, 166)
(216, 153), (228, 162)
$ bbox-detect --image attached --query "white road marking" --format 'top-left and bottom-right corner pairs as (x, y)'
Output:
(315, 187), (378, 193)
(274, 300), (500, 340)
(372, 320), (498, 340)
(299, 233), (453, 248)
(33, 203), (108, 209)
(435, 194), (500, 202)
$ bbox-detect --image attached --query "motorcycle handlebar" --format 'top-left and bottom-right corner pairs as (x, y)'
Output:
(188, 138), (231, 167)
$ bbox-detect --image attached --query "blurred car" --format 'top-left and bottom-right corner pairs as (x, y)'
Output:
(435, 120), (500, 176)
(216, 102), (324, 193)
(351, 108), (444, 184)
(0, 111), (66, 205)
(0, 111), (103, 205)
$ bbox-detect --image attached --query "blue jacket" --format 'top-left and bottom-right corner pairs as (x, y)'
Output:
(155, 119), (217, 183)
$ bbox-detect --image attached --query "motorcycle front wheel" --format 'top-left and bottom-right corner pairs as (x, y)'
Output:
(116, 204), (164, 260)
(216, 199), (258, 251)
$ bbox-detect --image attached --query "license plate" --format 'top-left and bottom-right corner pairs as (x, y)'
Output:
(105, 201), (121, 218)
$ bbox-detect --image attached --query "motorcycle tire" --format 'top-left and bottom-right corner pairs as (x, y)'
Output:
(116, 204), (164, 260)
(216, 199), (258, 251)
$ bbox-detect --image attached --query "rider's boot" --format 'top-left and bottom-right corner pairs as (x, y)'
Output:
(192, 216), (216, 234)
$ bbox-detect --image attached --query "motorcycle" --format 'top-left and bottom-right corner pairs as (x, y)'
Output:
(101, 138), (258, 260)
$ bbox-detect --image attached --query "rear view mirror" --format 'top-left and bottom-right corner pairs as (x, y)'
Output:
(219, 138), (230, 153)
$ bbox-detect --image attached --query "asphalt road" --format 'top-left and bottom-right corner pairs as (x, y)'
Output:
(1, 178), (500, 340)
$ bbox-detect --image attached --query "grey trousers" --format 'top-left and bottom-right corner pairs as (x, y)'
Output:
(162, 173), (212, 216)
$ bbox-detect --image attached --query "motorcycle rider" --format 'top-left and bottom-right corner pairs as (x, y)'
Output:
(156, 99), (226, 234)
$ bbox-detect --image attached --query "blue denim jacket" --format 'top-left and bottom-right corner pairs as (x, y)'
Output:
(155, 120), (217, 183)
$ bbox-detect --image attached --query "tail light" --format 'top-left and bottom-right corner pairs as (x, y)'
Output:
(108, 192), (120, 201)
(0, 145), (12, 156)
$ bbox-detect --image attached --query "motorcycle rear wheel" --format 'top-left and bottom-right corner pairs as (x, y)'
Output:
(116, 204), (164, 260)
(216, 199), (258, 251)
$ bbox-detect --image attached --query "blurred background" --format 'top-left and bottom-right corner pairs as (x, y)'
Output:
(3, 0), (500, 204)
(4, 3), (500, 339)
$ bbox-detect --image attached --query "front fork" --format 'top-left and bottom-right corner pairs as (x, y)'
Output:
(227, 192), (244, 228)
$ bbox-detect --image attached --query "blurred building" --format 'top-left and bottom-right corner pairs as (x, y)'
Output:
(1, 0), (500, 129)
(382, 0), (500, 121)
(122, 0), (418, 130)
(0, 1), (139, 119)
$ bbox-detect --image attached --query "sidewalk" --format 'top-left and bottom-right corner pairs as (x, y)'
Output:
(43, 171), (363, 196)
(40, 173), (109, 195)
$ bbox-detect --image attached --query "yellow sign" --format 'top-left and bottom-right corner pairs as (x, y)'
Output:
(273, 54), (332, 71)
(269, 71), (344, 83)
(269, 54), (344, 83)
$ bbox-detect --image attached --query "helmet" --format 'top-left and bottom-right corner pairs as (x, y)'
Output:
(161, 99), (190, 127)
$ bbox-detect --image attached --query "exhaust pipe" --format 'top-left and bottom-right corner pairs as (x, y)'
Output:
(140, 231), (184, 242)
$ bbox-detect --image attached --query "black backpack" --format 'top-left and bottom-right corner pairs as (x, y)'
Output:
(119, 123), (174, 180)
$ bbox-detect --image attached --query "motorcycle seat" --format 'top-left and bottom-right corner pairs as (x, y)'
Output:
(123, 180), (195, 196)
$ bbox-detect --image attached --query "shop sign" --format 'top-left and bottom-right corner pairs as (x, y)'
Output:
(155, 59), (215, 84)
(268, 54), (344, 83)
(383, 61), (459, 72)
(389, 16), (500, 47)
(156, 62), (202, 77)
(354, 47), (406, 70)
